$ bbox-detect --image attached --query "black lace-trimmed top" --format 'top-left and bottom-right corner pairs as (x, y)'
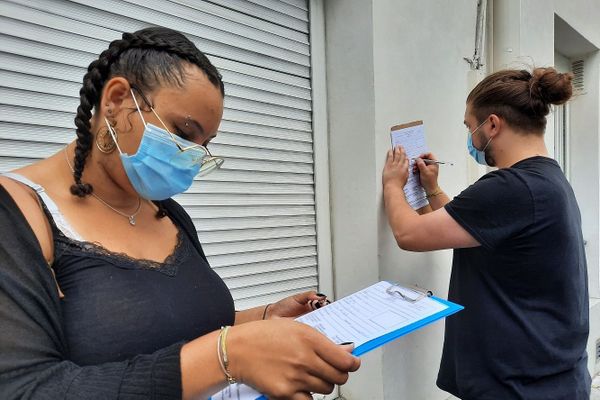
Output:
(51, 203), (235, 366)
(3, 173), (235, 367)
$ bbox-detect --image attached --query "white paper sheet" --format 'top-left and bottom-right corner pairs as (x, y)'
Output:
(296, 281), (446, 347)
(390, 122), (429, 209)
(210, 383), (262, 400)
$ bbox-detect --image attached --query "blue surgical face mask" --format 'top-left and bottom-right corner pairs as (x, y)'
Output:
(105, 89), (212, 200)
(467, 118), (493, 166)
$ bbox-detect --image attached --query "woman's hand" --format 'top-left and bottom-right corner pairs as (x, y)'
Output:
(266, 291), (330, 320)
(229, 320), (360, 399)
(383, 146), (410, 189)
(414, 152), (440, 193)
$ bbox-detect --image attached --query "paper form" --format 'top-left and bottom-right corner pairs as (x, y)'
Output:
(210, 383), (262, 400)
(210, 281), (453, 400)
(296, 281), (446, 348)
(390, 121), (429, 209)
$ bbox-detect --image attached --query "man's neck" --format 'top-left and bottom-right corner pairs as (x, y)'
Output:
(493, 133), (549, 169)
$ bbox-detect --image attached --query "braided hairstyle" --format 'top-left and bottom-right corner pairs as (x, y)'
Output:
(71, 27), (224, 215)
(467, 67), (573, 134)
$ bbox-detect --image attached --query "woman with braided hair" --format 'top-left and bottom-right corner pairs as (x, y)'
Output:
(0, 27), (359, 399)
(382, 67), (590, 399)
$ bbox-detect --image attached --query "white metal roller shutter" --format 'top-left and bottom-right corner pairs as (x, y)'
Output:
(0, 0), (317, 309)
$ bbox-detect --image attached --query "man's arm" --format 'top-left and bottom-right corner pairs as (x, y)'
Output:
(384, 181), (479, 251)
(424, 187), (451, 211)
(382, 147), (479, 251)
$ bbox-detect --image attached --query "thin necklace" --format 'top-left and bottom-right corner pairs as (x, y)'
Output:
(63, 147), (142, 226)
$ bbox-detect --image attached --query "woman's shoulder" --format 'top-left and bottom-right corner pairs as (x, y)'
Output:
(0, 174), (54, 263)
(0, 174), (42, 216)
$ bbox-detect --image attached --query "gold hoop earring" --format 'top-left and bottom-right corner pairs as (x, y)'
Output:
(95, 125), (117, 154)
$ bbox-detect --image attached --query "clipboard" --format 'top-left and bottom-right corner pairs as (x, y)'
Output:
(390, 120), (424, 146)
(389, 121), (429, 209)
(351, 282), (462, 356)
(210, 281), (463, 400)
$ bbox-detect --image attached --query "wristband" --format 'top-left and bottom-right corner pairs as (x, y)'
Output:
(426, 187), (443, 198)
(262, 303), (272, 320)
(217, 326), (236, 384)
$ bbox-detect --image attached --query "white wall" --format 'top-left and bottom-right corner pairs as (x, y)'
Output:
(324, 1), (384, 398)
(325, 0), (482, 398)
(371, 1), (481, 399)
(323, 0), (600, 398)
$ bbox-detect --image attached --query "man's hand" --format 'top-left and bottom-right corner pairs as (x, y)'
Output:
(414, 152), (440, 193)
(383, 146), (410, 189)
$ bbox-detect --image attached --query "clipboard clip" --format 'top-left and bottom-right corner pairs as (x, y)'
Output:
(385, 282), (433, 303)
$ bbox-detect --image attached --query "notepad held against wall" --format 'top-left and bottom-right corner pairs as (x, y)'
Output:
(390, 120), (430, 209)
(210, 281), (463, 400)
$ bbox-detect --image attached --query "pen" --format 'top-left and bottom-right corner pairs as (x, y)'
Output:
(410, 158), (454, 166)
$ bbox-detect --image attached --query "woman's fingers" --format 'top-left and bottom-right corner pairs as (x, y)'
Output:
(269, 349), (347, 399)
(313, 338), (361, 373)
(294, 291), (329, 311)
(292, 290), (319, 304)
(308, 298), (331, 310)
(287, 392), (313, 400)
(230, 321), (360, 399)
(269, 391), (312, 400)
(306, 356), (352, 386)
(298, 374), (336, 396)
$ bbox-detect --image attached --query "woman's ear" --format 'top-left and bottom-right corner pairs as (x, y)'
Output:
(100, 77), (131, 118)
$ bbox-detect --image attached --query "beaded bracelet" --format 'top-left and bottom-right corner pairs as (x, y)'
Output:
(426, 187), (443, 199)
(217, 326), (236, 384)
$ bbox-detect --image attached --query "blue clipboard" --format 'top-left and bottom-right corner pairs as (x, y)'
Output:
(253, 292), (463, 399)
(212, 282), (463, 400)
(351, 294), (463, 356)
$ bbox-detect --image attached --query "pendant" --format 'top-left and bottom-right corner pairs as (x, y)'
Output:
(129, 216), (136, 226)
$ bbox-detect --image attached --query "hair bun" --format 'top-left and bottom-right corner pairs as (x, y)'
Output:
(530, 67), (573, 106)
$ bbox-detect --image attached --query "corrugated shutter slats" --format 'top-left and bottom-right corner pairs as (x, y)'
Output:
(0, 0), (316, 309)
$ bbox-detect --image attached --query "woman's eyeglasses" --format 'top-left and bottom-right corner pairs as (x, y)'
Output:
(131, 86), (224, 176)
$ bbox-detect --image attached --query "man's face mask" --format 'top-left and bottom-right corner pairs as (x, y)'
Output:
(467, 117), (493, 166)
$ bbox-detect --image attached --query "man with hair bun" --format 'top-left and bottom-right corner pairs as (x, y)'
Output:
(383, 67), (590, 399)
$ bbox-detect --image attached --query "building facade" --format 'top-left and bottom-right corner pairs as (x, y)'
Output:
(323, 1), (600, 399)
(0, 1), (598, 399)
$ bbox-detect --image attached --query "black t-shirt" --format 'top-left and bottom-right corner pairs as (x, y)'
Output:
(438, 157), (590, 400)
